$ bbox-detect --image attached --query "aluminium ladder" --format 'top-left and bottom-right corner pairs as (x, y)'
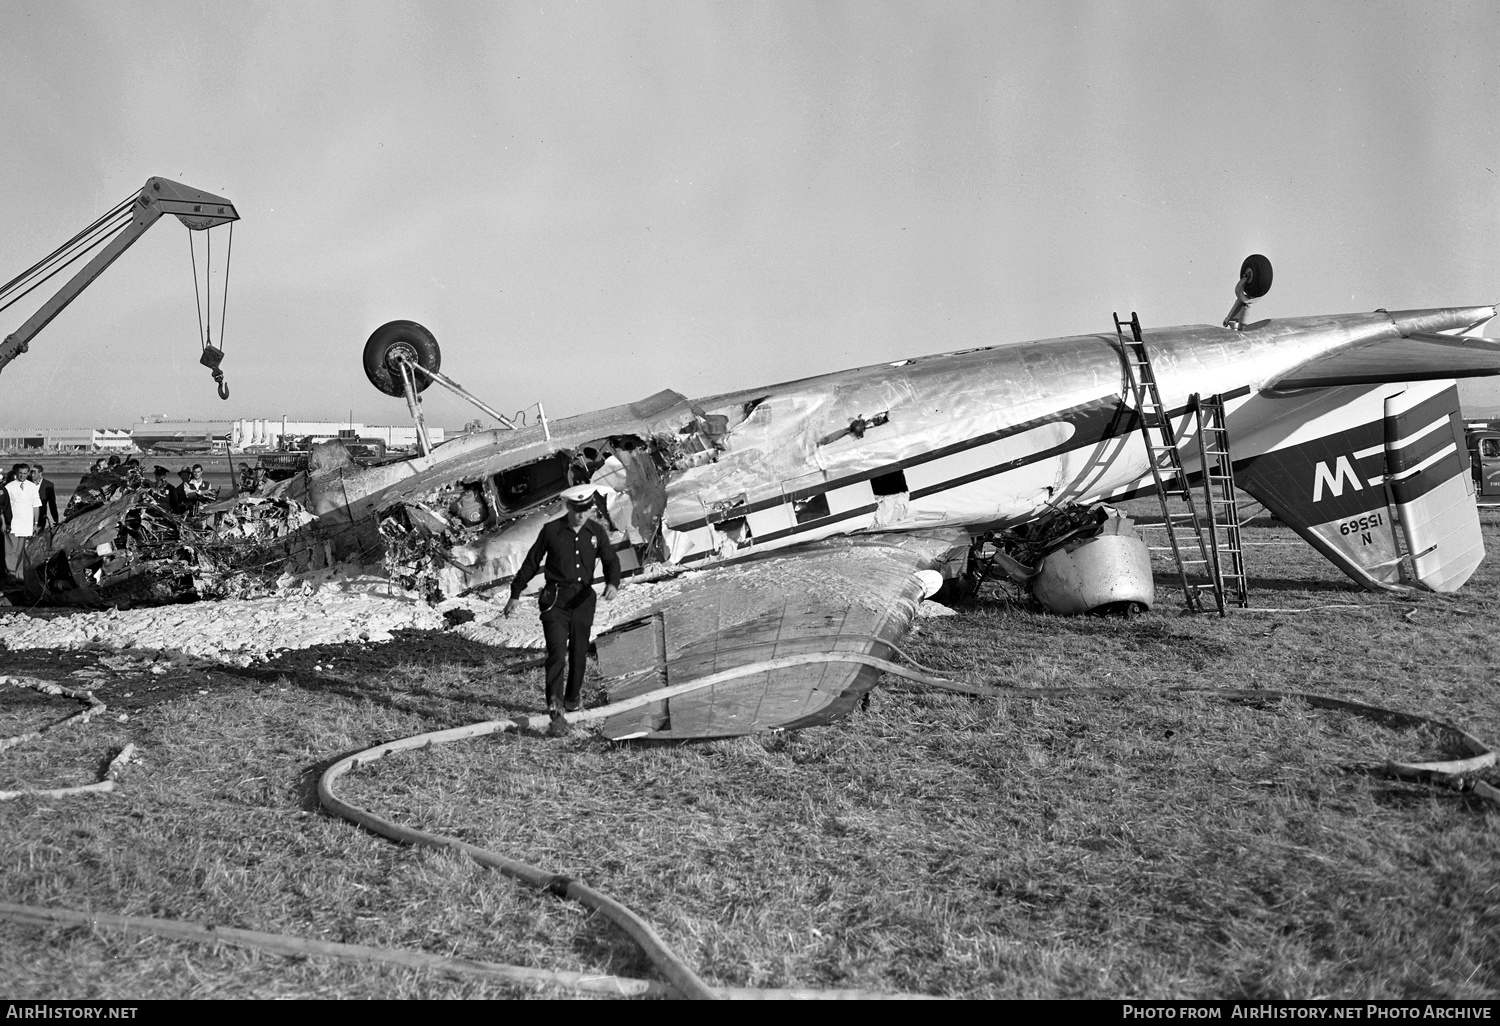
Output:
(1113, 312), (1219, 614)
(1191, 392), (1249, 613)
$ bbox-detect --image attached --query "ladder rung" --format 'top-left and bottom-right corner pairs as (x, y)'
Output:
(1126, 320), (1251, 613)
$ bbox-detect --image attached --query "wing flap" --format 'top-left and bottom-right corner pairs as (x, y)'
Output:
(593, 529), (969, 740)
(1271, 333), (1500, 389)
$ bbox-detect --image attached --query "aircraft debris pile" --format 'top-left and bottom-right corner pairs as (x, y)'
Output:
(969, 504), (1155, 615)
(29, 485), (320, 607)
(62, 464), (150, 520)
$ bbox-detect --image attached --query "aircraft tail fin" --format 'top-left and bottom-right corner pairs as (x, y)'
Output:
(1232, 381), (1483, 592)
(1383, 385), (1484, 591)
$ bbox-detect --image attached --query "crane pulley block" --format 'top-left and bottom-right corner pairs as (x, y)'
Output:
(0, 176), (240, 401)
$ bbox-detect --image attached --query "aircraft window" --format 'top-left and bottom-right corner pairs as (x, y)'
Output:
(494, 453), (572, 511)
(1482, 438), (1500, 459)
(870, 469), (909, 495)
(793, 493), (831, 524)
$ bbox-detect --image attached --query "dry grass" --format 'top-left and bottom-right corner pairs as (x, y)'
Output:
(1, 510), (1498, 999)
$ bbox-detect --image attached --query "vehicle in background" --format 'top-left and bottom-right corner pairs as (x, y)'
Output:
(1464, 421), (1500, 503)
(257, 430), (394, 481)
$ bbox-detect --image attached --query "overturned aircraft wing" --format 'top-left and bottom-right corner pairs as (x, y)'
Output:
(592, 529), (969, 740)
(1270, 330), (1500, 389)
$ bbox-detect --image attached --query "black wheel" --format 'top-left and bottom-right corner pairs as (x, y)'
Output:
(1239, 254), (1273, 299)
(363, 320), (441, 397)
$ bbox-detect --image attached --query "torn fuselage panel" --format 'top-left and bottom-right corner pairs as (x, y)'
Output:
(369, 432), (675, 599)
(282, 389), (700, 591)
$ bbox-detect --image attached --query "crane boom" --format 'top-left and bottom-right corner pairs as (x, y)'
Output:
(0, 177), (239, 377)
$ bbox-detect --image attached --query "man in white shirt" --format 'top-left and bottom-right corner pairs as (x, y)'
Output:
(3, 464), (41, 581)
(183, 463), (216, 507)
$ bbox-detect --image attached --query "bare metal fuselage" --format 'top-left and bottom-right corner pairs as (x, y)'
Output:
(297, 305), (1494, 593)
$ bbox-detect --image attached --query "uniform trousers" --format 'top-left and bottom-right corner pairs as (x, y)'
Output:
(3, 531), (28, 580)
(539, 584), (597, 709)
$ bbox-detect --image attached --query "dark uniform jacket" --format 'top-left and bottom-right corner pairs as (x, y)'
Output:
(36, 479), (58, 529)
(509, 517), (622, 602)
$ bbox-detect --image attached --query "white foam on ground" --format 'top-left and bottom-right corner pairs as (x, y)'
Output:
(0, 556), (939, 666)
(0, 569), (689, 666)
(0, 591), (450, 667)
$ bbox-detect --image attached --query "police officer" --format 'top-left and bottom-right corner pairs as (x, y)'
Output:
(504, 485), (620, 732)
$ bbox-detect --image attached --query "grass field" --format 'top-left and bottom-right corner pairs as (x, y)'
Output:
(2, 509), (1498, 999)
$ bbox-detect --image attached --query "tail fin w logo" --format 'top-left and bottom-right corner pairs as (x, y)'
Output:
(1234, 381), (1481, 592)
(1311, 455), (1366, 503)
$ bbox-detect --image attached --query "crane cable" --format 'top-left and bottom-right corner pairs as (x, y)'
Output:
(187, 220), (234, 399)
(0, 195), (135, 316)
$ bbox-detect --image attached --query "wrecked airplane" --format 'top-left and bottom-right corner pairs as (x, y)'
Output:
(17, 464), (319, 607)
(15, 256), (1500, 739)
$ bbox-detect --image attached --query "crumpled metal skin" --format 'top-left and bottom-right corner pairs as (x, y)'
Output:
(24, 488), (319, 607)
(292, 305), (1497, 599)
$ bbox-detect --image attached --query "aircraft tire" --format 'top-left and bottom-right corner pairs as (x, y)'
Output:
(1239, 254), (1273, 298)
(364, 320), (441, 397)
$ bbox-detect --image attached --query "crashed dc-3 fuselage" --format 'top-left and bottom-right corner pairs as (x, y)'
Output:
(285, 277), (1500, 607)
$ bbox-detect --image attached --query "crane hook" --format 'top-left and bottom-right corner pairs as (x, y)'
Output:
(218, 378), (230, 401)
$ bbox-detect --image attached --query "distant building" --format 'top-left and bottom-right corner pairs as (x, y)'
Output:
(130, 418), (230, 450)
(2, 417), (443, 453)
(0, 427), (135, 451)
(133, 417), (442, 451)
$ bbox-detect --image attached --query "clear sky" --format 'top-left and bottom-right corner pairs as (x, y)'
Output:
(2, 0), (1497, 429)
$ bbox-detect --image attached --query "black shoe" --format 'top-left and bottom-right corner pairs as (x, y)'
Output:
(547, 710), (573, 738)
(564, 699), (581, 713)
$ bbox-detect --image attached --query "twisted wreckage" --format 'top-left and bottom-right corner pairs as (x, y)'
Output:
(24, 468), (316, 607)
(17, 257), (1500, 738)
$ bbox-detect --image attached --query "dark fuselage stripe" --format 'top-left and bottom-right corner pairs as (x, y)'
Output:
(670, 387), (1251, 561)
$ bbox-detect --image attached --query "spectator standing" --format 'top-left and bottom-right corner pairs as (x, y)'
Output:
(171, 469), (192, 513)
(184, 463), (215, 506)
(3, 463), (41, 581)
(31, 464), (58, 529)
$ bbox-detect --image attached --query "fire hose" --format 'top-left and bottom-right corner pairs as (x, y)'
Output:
(4, 653), (1493, 997)
(316, 649), (1498, 998)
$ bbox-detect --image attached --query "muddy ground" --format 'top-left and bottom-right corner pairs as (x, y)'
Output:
(1, 625), (511, 721)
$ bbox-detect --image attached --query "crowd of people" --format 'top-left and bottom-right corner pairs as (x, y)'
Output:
(1, 462), (58, 583)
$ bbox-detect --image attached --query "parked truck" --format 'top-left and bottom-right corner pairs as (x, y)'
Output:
(1464, 421), (1500, 503)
